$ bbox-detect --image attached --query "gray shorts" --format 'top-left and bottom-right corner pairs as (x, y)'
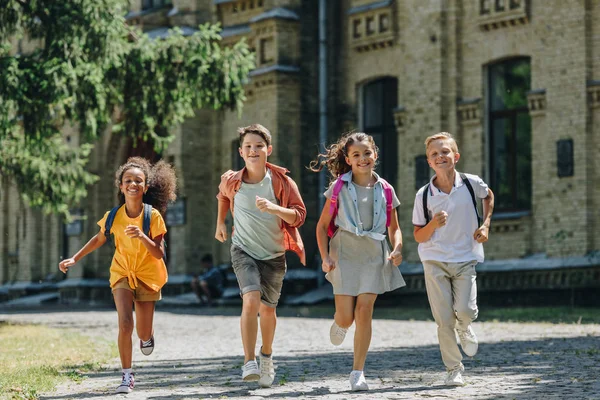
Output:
(230, 245), (287, 308)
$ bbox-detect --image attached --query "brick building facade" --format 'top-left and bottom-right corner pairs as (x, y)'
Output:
(1, 0), (599, 302)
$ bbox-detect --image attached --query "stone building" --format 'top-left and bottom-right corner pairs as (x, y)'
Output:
(1, 0), (599, 304)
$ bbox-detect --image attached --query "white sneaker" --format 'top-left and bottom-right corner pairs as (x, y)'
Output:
(444, 364), (465, 386)
(115, 372), (135, 393)
(241, 360), (260, 381)
(329, 321), (348, 346)
(258, 353), (275, 388)
(349, 370), (369, 391)
(457, 325), (478, 357)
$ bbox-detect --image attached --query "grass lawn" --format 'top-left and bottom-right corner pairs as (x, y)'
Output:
(0, 322), (116, 400)
(275, 305), (600, 325)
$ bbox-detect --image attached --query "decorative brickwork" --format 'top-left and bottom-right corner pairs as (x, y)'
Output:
(587, 81), (600, 109)
(527, 89), (546, 116)
(348, 0), (396, 52)
(457, 98), (481, 126)
(479, 0), (529, 31)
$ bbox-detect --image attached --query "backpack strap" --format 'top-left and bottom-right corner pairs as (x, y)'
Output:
(143, 203), (152, 237)
(380, 179), (394, 228)
(328, 177), (345, 215)
(422, 183), (431, 224)
(327, 177), (345, 238)
(459, 173), (482, 226)
(104, 205), (122, 244)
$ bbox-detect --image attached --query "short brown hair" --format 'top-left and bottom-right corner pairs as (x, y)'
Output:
(238, 124), (272, 146)
(424, 132), (459, 154)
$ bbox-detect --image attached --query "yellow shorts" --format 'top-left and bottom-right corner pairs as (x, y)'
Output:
(112, 279), (162, 302)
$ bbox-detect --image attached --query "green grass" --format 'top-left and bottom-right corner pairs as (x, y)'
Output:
(274, 305), (600, 324)
(0, 322), (116, 400)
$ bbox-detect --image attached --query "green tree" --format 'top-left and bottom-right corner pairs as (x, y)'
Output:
(0, 0), (254, 216)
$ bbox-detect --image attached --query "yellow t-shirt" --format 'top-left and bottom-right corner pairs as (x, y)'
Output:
(98, 206), (168, 291)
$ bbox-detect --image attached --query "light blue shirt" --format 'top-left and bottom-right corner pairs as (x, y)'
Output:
(324, 171), (400, 241)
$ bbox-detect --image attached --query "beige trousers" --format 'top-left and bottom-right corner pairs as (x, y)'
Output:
(423, 260), (478, 370)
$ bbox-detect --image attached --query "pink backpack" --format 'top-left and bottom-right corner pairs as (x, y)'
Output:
(327, 177), (394, 238)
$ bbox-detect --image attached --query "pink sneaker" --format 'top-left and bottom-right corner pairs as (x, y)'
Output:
(115, 372), (135, 393)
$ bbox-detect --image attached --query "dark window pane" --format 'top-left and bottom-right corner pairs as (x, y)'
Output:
(515, 112), (532, 209)
(415, 155), (430, 189)
(489, 58), (531, 111)
(364, 82), (383, 128)
(491, 117), (512, 210)
(488, 57), (531, 212)
(232, 140), (243, 170)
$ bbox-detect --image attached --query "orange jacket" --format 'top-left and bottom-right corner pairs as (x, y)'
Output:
(217, 162), (307, 265)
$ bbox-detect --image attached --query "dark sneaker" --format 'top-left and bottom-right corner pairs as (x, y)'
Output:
(115, 372), (135, 393)
(140, 335), (154, 356)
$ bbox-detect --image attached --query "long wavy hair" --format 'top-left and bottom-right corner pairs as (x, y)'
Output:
(115, 157), (177, 216)
(308, 132), (379, 182)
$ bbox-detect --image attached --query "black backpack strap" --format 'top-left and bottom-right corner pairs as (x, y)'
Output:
(459, 173), (482, 226)
(422, 183), (430, 224)
(104, 205), (122, 244)
(143, 203), (152, 237)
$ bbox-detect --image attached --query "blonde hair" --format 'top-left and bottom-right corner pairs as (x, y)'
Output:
(424, 132), (459, 154)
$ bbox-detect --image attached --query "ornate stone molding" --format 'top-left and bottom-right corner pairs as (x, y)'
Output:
(393, 106), (407, 133)
(479, 0), (529, 31)
(527, 89), (546, 117)
(348, 0), (396, 52)
(587, 80), (600, 109)
(457, 98), (481, 126)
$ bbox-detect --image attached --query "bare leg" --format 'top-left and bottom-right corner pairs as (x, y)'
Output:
(191, 278), (206, 303)
(353, 293), (377, 370)
(334, 295), (356, 329)
(134, 300), (155, 342)
(200, 280), (213, 304)
(113, 289), (134, 369)
(240, 291), (261, 362)
(258, 303), (276, 355)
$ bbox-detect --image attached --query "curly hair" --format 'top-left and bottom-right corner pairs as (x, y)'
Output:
(308, 132), (379, 180)
(115, 157), (177, 216)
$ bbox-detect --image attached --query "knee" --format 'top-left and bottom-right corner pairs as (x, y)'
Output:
(335, 311), (354, 328)
(456, 306), (478, 323)
(242, 293), (261, 314)
(118, 317), (134, 335)
(259, 306), (276, 318)
(354, 302), (374, 324)
(191, 278), (198, 289)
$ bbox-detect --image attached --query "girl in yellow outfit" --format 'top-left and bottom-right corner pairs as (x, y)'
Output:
(59, 157), (177, 394)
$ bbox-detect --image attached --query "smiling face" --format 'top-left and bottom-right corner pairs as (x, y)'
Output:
(239, 133), (272, 167)
(345, 140), (377, 175)
(426, 138), (460, 173)
(119, 167), (147, 200)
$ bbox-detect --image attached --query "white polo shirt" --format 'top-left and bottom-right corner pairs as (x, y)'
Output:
(412, 172), (489, 263)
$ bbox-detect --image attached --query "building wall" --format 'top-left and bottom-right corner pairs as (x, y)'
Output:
(2, 0), (599, 288)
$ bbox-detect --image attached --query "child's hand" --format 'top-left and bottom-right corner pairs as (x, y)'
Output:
(388, 249), (403, 266)
(474, 225), (489, 243)
(432, 211), (448, 228)
(322, 255), (336, 273)
(255, 196), (278, 214)
(125, 225), (143, 239)
(215, 223), (228, 243)
(58, 258), (76, 273)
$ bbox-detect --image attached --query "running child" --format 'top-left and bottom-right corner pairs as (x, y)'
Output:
(59, 157), (177, 394)
(215, 124), (306, 388)
(310, 132), (405, 391)
(412, 132), (494, 386)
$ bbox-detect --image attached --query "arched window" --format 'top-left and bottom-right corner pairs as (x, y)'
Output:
(361, 77), (398, 185)
(487, 58), (531, 212)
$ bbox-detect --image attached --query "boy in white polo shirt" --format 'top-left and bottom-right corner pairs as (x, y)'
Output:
(412, 132), (494, 386)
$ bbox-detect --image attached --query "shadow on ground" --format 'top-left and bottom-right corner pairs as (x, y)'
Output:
(39, 335), (600, 400)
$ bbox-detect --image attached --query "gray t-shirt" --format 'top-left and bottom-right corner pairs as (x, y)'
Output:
(232, 170), (285, 260)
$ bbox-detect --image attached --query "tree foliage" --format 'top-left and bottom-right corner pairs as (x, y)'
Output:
(0, 0), (255, 217)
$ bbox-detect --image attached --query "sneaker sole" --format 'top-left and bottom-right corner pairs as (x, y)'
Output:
(258, 379), (274, 388)
(140, 347), (154, 356)
(115, 386), (132, 394)
(462, 344), (478, 357)
(243, 373), (260, 382)
(445, 381), (465, 386)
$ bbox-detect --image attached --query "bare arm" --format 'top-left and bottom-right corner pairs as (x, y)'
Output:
(474, 188), (495, 243)
(315, 198), (336, 273)
(413, 211), (448, 243)
(215, 199), (230, 242)
(58, 229), (107, 273)
(387, 208), (403, 266)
